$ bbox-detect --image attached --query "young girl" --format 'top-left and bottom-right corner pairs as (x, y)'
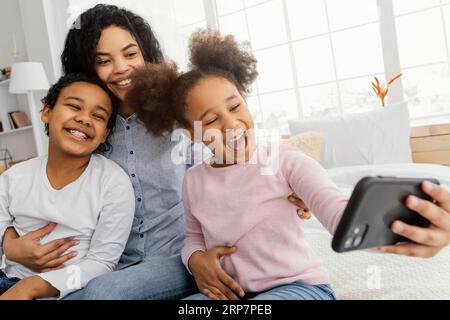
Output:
(128, 29), (450, 300)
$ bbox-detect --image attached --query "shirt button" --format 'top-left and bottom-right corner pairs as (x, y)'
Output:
(130, 151), (134, 155)
(131, 174), (136, 178)
(137, 198), (142, 202)
(140, 220), (144, 225)
(126, 126), (130, 130)
(140, 234), (144, 239)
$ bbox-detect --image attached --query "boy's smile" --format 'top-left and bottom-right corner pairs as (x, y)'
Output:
(42, 82), (112, 158)
(64, 126), (93, 142)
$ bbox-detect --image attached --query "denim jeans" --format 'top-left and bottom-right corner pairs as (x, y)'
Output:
(0, 270), (20, 295)
(62, 254), (197, 300)
(184, 282), (336, 300)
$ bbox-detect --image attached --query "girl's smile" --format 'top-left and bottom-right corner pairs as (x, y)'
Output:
(185, 76), (256, 166)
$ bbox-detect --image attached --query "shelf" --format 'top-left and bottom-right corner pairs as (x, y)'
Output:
(0, 79), (10, 86)
(0, 125), (33, 137)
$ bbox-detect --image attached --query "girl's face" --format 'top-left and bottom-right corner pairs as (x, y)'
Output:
(95, 26), (145, 102)
(41, 82), (112, 158)
(185, 76), (256, 166)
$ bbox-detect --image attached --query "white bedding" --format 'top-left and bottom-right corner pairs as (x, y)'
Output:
(304, 163), (450, 300)
(328, 163), (450, 194)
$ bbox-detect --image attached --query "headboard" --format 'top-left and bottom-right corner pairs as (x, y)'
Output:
(410, 123), (450, 167)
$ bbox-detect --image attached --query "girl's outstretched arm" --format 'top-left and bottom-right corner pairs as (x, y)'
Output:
(281, 147), (349, 234)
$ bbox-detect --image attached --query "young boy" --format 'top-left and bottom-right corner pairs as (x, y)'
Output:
(0, 74), (135, 299)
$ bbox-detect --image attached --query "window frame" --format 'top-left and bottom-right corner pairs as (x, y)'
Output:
(204, 0), (450, 125)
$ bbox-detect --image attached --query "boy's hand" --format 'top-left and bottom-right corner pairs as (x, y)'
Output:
(0, 276), (59, 300)
(379, 181), (450, 258)
(188, 247), (245, 300)
(288, 193), (312, 220)
(0, 283), (34, 300)
(3, 223), (79, 273)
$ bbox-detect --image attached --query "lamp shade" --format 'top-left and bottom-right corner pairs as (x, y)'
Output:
(9, 62), (50, 94)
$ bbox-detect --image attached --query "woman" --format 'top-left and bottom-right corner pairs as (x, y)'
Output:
(2, 4), (449, 300)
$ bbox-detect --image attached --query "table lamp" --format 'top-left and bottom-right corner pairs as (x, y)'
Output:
(9, 62), (50, 156)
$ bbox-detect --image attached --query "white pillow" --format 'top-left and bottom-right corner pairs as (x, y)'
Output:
(304, 228), (450, 300)
(288, 102), (412, 168)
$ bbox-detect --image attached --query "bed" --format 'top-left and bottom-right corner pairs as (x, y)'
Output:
(288, 102), (450, 299)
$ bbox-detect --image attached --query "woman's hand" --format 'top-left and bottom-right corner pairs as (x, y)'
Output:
(288, 193), (312, 220)
(379, 181), (450, 258)
(188, 247), (245, 300)
(3, 223), (79, 273)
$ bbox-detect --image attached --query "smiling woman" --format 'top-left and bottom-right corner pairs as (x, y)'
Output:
(94, 27), (145, 105)
(50, 4), (201, 300)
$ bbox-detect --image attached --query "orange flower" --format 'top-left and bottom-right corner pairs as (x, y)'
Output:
(371, 73), (402, 107)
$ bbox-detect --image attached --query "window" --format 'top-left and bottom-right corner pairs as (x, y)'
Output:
(215, 0), (384, 133)
(394, 0), (450, 118)
(212, 0), (450, 132)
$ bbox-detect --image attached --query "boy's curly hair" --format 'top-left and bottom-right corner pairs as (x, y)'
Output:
(127, 28), (258, 136)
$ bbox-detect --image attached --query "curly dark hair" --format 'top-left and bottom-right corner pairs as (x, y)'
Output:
(41, 73), (119, 153)
(127, 28), (258, 135)
(61, 4), (163, 77)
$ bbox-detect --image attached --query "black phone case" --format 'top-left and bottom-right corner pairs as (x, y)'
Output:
(332, 176), (440, 253)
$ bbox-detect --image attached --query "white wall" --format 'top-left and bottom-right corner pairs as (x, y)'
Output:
(42, 0), (70, 80)
(15, 0), (69, 156)
(0, 0), (66, 159)
(0, 0), (28, 67)
(0, 0), (37, 161)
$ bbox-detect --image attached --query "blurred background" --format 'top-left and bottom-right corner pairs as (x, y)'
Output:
(1, 0), (450, 161)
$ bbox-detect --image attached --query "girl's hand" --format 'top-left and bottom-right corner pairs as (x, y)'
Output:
(3, 223), (79, 273)
(188, 247), (245, 300)
(379, 181), (450, 258)
(288, 193), (312, 220)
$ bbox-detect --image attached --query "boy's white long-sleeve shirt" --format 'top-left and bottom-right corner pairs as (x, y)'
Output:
(0, 154), (135, 298)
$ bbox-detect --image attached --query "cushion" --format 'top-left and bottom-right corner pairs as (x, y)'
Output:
(288, 102), (412, 168)
(304, 227), (450, 299)
(284, 131), (324, 162)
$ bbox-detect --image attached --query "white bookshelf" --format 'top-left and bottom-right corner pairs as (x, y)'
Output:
(0, 79), (37, 161)
(0, 125), (32, 136)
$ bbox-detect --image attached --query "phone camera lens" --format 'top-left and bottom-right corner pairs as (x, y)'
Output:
(344, 237), (353, 249)
(353, 236), (363, 248)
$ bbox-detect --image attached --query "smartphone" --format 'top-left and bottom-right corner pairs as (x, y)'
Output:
(331, 176), (440, 253)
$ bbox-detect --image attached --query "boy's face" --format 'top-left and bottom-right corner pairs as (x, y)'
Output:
(41, 82), (113, 158)
(185, 76), (256, 166)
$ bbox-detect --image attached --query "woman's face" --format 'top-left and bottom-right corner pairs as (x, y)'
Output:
(95, 26), (145, 102)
